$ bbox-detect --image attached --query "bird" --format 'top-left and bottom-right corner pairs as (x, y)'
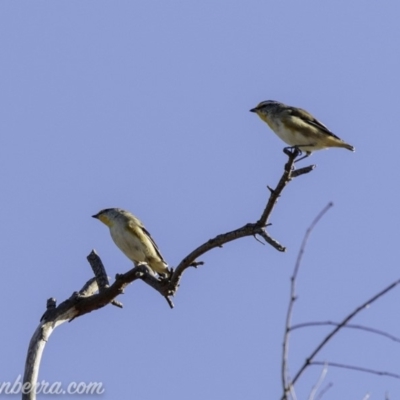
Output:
(92, 208), (170, 278)
(250, 100), (354, 160)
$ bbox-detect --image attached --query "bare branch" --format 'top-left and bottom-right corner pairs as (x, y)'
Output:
(289, 278), (400, 389)
(257, 229), (286, 250)
(291, 165), (316, 178)
(24, 277), (102, 400)
(87, 250), (109, 290)
(23, 149), (316, 397)
(258, 149), (315, 226)
(309, 363), (328, 400)
(168, 149), (315, 293)
(311, 361), (400, 380)
(23, 258), (172, 399)
(290, 321), (400, 343)
(87, 250), (123, 308)
(315, 383), (333, 400)
(282, 203), (333, 399)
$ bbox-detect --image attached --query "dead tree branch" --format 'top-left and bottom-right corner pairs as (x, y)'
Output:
(22, 149), (315, 400)
(281, 202), (400, 399)
(310, 361), (400, 380)
(290, 321), (400, 343)
(308, 364), (329, 400)
(288, 278), (400, 392)
(167, 148), (315, 294)
(282, 203), (333, 399)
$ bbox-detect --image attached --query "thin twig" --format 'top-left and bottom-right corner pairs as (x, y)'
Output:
(308, 363), (328, 400)
(289, 278), (400, 389)
(311, 361), (400, 380)
(258, 149), (315, 226)
(281, 203), (333, 399)
(315, 383), (333, 400)
(291, 165), (316, 178)
(290, 321), (400, 343)
(289, 385), (298, 400)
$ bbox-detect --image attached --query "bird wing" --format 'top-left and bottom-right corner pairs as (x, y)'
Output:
(141, 226), (168, 265)
(287, 107), (341, 140)
(126, 219), (168, 264)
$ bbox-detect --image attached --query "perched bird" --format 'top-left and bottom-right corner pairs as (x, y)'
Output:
(92, 208), (170, 278)
(250, 100), (354, 160)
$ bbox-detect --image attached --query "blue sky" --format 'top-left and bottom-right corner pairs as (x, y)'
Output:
(1, 2), (400, 399)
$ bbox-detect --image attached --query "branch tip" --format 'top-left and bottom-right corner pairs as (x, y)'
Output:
(111, 300), (123, 308)
(267, 185), (275, 194)
(291, 164), (316, 178)
(253, 235), (266, 245)
(189, 261), (204, 268)
(164, 296), (174, 309)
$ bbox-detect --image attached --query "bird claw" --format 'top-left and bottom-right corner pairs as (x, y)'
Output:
(283, 146), (301, 158)
(283, 146), (311, 163)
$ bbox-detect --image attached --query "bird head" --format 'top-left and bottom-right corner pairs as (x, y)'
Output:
(92, 208), (122, 227)
(250, 100), (284, 124)
(250, 100), (282, 114)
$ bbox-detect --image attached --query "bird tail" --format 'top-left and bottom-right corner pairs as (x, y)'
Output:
(338, 142), (355, 152)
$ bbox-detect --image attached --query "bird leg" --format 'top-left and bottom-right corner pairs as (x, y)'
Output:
(294, 153), (310, 163)
(294, 144), (317, 163)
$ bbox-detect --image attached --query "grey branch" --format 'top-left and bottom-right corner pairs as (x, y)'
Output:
(23, 279), (100, 400)
(315, 383), (333, 400)
(87, 251), (123, 308)
(287, 278), (400, 394)
(281, 201), (400, 398)
(22, 259), (169, 399)
(290, 321), (400, 343)
(311, 361), (400, 380)
(282, 203), (333, 400)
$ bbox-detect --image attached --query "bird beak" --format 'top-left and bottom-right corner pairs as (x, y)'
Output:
(250, 107), (258, 113)
(92, 213), (99, 219)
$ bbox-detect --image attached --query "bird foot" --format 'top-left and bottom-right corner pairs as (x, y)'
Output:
(283, 146), (311, 163)
(283, 146), (301, 158)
